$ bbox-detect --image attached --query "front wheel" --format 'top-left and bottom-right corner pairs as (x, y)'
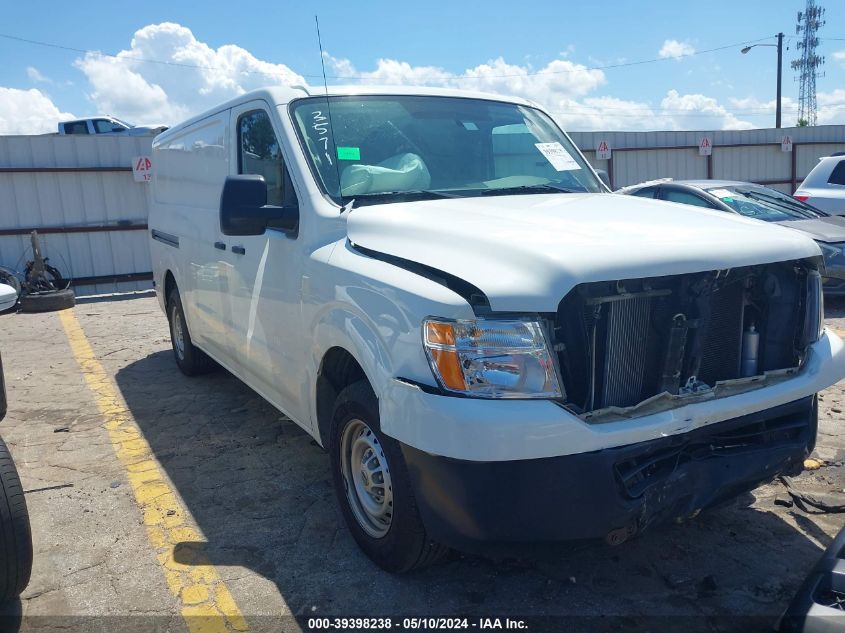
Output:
(166, 287), (217, 376)
(330, 381), (448, 572)
(0, 436), (32, 603)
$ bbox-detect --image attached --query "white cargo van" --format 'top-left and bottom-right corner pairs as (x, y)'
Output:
(149, 86), (845, 572)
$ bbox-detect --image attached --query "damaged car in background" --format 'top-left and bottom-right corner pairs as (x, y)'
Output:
(148, 86), (845, 571)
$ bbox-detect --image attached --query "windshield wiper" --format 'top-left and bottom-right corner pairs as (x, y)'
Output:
(344, 189), (462, 208)
(477, 183), (581, 196)
(734, 189), (820, 219)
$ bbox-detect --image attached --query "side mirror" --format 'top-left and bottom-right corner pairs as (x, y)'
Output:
(220, 175), (299, 236)
(595, 169), (611, 189)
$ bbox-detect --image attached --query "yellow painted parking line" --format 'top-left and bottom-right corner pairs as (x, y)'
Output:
(58, 309), (247, 633)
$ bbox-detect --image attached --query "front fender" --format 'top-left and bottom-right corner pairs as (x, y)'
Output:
(304, 241), (475, 437)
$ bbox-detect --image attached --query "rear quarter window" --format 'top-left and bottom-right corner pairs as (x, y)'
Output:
(828, 161), (845, 186)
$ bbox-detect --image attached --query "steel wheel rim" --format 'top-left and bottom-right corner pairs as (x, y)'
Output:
(171, 305), (186, 360)
(340, 418), (393, 538)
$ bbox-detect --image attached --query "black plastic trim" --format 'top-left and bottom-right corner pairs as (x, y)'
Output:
(401, 396), (816, 552)
(351, 243), (490, 311)
(151, 229), (179, 248)
(781, 520), (845, 631)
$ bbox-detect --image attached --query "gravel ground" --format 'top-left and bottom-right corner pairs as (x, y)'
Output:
(0, 292), (844, 633)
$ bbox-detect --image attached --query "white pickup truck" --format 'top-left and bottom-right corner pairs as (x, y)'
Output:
(148, 85), (845, 572)
(58, 116), (167, 136)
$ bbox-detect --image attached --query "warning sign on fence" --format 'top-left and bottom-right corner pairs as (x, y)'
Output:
(781, 135), (793, 152)
(698, 137), (712, 157)
(132, 156), (152, 182)
(596, 140), (611, 160)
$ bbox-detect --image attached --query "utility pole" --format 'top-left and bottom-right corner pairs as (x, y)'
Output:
(741, 34), (785, 128)
(776, 32), (783, 128)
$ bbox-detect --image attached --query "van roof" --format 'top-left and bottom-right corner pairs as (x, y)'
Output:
(155, 85), (537, 144)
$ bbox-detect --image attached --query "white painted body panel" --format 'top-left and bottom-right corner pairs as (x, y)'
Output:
(796, 156), (845, 215)
(346, 193), (821, 312)
(0, 284), (16, 312)
(148, 86), (845, 465)
(381, 329), (845, 461)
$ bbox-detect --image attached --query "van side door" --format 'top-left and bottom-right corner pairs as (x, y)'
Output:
(222, 101), (308, 422)
(151, 109), (232, 362)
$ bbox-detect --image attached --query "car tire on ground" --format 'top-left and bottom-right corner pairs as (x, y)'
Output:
(166, 287), (217, 376)
(0, 436), (32, 603)
(330, 380), (448, 572)
(19, 289), (75, 313)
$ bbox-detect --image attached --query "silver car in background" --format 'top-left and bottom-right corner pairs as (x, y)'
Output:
(794, 153), (845, 216)
(617, 179), (845, 296)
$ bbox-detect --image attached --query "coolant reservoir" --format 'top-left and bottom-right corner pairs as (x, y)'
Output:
(741, 323), (760, 378)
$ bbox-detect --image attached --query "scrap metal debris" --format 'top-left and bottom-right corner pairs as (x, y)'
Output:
(779, 476), (845, 514)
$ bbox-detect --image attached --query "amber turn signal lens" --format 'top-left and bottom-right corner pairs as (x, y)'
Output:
(429, 348), (466, 391)
(424, 321), (456, 346)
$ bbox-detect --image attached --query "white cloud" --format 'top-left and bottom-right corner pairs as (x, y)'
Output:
(660, 90), (752, 130)
(324, 54), (606, 102)
(0, 21), (768, 133)
(0, 87), (74, 134)
(728, 93), (845, 127)
(833, 51), (845, 69)
(324, 54), (751, 131)
(816, 89), (845, 125)
(659, 40), (695, 61)
(26, 67), (51, 84)
(74, 22), (305, 124)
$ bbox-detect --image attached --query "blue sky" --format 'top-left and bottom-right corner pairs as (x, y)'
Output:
(2, 0), (845, 133)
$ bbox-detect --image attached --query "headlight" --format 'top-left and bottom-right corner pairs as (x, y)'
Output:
(422, 318), (562, 398)
(801, 270), (824, 346)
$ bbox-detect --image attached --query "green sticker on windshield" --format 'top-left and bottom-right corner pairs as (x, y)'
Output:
(337, 146), (361, 161)
(721, 197), (733, 202)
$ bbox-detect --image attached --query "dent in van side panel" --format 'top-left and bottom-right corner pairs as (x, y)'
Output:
(149, 111), (231, 359)
(303, 241), (475, 435)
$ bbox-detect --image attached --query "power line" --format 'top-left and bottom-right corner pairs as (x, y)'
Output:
(0, 31), (775, 81)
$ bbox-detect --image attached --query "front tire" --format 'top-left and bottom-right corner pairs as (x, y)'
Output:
(166, 287), (216, 376)
(0, 436), (32, 603)
(330, 381), (448, 572)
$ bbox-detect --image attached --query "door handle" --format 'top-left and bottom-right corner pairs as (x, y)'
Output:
(232, 245), (246, 255)
(214, 241), (226, 250)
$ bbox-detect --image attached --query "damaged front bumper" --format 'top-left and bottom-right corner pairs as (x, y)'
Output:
(401, 396), (817, 550)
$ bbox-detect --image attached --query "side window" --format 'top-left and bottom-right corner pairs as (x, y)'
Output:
(828, 161), (845, 186)
(662, 188), (715, 209)
(632, 187), (657, 199)
(238, 110), (286, 206)
(93, 119), (119, 133)
(64, 122), (89, 135)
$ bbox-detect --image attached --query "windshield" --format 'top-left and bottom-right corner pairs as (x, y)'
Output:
(704, 185), (824, 222)
(290, 95), (603, 204)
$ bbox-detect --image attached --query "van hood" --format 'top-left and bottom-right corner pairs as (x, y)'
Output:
(346, 193), (822, 312)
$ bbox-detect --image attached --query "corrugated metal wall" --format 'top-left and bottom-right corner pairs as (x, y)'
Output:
(0, 135), (153, 296)
(1, 125), (845, 297)
(572, 125), (845, 192)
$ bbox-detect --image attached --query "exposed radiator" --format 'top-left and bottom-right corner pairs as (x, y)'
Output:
(601, 296), (652, 408)
(698, 283), (744, 386)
